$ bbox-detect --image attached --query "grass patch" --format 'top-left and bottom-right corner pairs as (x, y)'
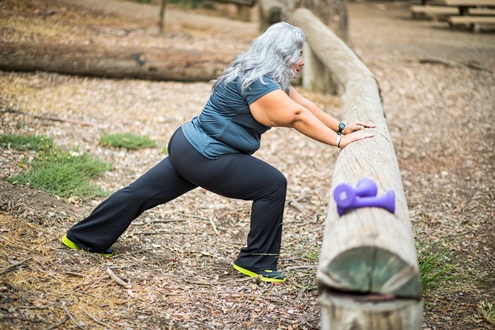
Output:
(2, 134), (112, 200)
(100, 133), (156, 150)
(417, 243), (461, 291)
(478, 300), (495, 325)
(305, 251), (319, 260)
(0, 134), (54, 151)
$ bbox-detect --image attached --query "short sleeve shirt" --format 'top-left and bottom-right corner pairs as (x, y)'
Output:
(181, 76), (280, 159)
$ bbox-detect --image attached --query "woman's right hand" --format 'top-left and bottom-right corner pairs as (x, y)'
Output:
(339, 131), (375, 149)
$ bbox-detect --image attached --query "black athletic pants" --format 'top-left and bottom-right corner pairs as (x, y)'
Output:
(66, 127), (287, 272)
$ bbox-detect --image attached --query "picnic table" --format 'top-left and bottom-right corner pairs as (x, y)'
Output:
(435, 0), (495, 14)
(411, 0), (495, 32)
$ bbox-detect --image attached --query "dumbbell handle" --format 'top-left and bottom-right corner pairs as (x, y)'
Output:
(337, 190), (396, 216)
(334, 178), (378, 208)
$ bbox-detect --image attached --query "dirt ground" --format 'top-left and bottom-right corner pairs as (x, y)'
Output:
(0, 0), (494, 329)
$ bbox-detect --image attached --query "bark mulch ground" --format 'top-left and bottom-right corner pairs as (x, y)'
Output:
(0, 0), (494, 329)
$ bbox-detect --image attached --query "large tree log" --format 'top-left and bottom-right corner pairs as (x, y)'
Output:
(0, 43), (235, 82)
(289, 8), (422, 329)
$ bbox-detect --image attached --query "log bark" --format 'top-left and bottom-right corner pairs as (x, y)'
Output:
(0, 43), (235, 82)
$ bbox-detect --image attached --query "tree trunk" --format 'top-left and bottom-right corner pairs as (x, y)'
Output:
(158, 0), (167, 34)
(0, 43), (235, 82)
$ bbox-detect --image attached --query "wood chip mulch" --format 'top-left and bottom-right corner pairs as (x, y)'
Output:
(0, 0), (494, 329)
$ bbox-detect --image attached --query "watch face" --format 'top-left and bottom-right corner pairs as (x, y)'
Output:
(339, 123), (345, 129)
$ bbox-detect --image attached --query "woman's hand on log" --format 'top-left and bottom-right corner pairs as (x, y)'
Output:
(339, 130), (374, 149)
(342, 121), (376, 135)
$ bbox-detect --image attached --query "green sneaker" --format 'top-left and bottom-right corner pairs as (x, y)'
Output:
(233, 263), (287, 283)
(61, 235), (114, 258)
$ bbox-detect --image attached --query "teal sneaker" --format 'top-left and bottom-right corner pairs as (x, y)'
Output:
(233, 263), (287, 283)
(62, 235), (114, 258)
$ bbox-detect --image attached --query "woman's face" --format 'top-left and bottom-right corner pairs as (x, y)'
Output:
(292, 49), (305, 75)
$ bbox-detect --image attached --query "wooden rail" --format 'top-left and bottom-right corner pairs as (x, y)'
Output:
(288, 8), (422, 329)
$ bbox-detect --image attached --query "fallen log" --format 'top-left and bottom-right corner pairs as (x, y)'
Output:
(289, 8), (422, 329)
(0, 43), (235, 82)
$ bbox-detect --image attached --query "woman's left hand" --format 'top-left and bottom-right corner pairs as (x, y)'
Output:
(342, 121), (376, 134)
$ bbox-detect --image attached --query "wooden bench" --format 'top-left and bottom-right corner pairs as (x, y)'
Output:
(448, 14), (495, 31)
(411, 5), (458, 20)
(469, 7), (495, 14)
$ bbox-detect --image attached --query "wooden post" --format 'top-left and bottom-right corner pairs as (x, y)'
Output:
(302, 43), (338, 95)
(259, 0), (283, 32)
(237, 4), (251, 22)
(289, 8), (422, 329)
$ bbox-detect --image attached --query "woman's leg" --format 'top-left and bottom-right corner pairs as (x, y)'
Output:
(170, 131), (287, 272)
(66, 132), (197, 252)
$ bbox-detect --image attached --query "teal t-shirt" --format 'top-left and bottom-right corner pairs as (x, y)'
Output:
(181, 76), (280, 159)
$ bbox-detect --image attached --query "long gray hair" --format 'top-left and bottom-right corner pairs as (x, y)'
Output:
(211, 22), (305, 94)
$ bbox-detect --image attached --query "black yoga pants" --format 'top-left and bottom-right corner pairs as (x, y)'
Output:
(67, 127), (287, 272)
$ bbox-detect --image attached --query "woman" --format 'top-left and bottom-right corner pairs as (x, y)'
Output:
(62, 22), (375, 283)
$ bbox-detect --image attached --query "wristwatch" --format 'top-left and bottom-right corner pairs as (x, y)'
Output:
(337, 122), (345, 135)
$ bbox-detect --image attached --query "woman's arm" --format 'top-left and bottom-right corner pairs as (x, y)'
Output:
(289, 87), (376, 135)
(249, 89), (374, 148)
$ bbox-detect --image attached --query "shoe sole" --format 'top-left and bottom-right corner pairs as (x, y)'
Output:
(61, 235), (113, 258)
(62, 235), (81, 250)
(233, 264), (286, 283)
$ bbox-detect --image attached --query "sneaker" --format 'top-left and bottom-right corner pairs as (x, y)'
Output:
(61, 235), (114, 258)
(233, 263), (287, 283)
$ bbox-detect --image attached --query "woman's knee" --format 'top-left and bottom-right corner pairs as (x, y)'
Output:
(265, 171), (287, 199)
(274, 172), (287, 192)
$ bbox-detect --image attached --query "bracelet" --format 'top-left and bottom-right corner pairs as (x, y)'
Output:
(336, 135), (342, 148)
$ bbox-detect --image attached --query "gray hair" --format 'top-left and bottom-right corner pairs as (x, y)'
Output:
(211, 22), (305, 94)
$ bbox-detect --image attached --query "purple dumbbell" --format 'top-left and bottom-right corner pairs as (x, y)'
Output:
(333, 178), (378, 208)
(337, 189), (396, 216)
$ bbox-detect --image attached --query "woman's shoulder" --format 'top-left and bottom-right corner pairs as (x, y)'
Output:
(249, 75), (280, 90)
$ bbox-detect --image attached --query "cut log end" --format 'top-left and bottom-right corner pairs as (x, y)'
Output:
(320, 290), (423, 330)
(318, 246), (422, 298)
